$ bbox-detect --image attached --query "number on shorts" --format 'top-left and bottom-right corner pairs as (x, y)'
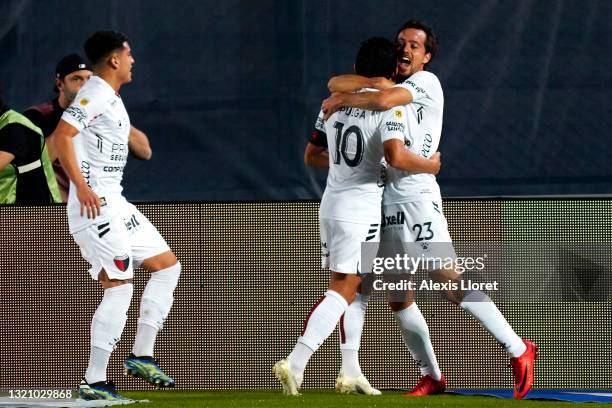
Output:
(332, 121), (364, 167)
(413, 222), (434, 241)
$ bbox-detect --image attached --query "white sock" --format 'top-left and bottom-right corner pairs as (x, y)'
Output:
(289, 290), (349, 377)
(86, 283), (133, 383)
(459, 291), (526, 357)
(393, 303), (442, 380)
(287, 342), (314, 379)
(339, 293), (369, 378)
(84, 347), (111, 384)
(132, 323), (158, 357)
(132, 262), (181, 356)
(340, 349), (362, 378)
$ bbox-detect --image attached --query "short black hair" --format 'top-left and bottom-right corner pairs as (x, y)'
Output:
(396, 19), (438, 68)
(0, 82), (3, 107)
(84, 31), (128, 66)
(354, 37), (397, 79)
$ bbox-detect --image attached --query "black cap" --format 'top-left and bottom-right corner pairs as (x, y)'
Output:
(56, 54), (91, 79)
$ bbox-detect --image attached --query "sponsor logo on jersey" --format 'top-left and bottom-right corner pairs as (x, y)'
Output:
(112, 143), (128, 153)
(404, 80), (426, 95)
(111, 143), (129, 163)
(421, 133), (433, 157)
(113, 255), (130, 272)
(65, 106), (87, 126)
(79, 98), (90, 106)
(110, 154), (128, 162)
(382, 211), (406, 227)
(80, 160), (91, 186)
(103, 166), (124, 173)
(386, 121), (405, 132)
(394, 109), (403, 119)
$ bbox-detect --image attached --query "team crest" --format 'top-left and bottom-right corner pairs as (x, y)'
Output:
(394, 109), (403, 118)
(79, 98), (90, 106)
(113, 255), (130, 272)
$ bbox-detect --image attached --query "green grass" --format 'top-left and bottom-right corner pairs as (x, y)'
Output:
(119, 390), (610, 408)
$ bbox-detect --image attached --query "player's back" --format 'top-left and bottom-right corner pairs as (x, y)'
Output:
(319, 91), (407, 224)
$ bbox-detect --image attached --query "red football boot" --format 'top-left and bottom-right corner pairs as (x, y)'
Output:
(510, 339), (539, 399)
(402, 374), (446, 397)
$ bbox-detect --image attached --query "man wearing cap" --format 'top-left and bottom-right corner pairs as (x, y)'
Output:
(0, 82), (61, 204)
(24, 54), (152, 202)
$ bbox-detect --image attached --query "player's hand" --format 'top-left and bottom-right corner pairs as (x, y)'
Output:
(76, 183), (101, 219)
(322, 92), (345, 120)
(429, 152), (441, 175)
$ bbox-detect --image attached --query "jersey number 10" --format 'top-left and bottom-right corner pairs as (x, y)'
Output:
(332, 121), (364, 167)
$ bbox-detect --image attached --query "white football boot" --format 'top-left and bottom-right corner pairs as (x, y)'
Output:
(273, 359), (303, 396)
(335, 370), (382, 395)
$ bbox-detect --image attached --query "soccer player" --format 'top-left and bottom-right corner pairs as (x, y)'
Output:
(275, 36), (440, 396)
(48, 31), (180, 401)
(24, 53), (152, 202)
(323, 20), (538, 399)
(305, 111), (437, 396)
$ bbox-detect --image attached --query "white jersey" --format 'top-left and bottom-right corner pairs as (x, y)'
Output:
(318, 92), (408, 224)
(383, 71), (443, 204)
(61, 76), (131, 233)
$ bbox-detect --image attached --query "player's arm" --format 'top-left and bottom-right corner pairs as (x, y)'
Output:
(379, 106), (440, 175)
(383, 139), (440, 175)
(128, 125), (152, 160)
(322, 87), (413, 120)
(304, 142), (329, 169)
(0, 151), (15, 172)
(327, 75), (395, 93)
(48, 120), (100, 218)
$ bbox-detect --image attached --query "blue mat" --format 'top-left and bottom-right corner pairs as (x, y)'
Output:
(450, 389), (612, 403)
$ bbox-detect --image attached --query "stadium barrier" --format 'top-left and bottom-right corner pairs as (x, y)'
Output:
(0, 199), (610, 390)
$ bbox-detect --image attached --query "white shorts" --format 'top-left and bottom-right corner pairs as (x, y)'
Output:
(320, 218), (380, 274)
(73, 201), (170, 280)
(381, 200), (456, 265)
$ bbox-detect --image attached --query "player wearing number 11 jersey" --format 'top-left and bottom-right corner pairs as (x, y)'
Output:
(273, 37), (440, 396)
